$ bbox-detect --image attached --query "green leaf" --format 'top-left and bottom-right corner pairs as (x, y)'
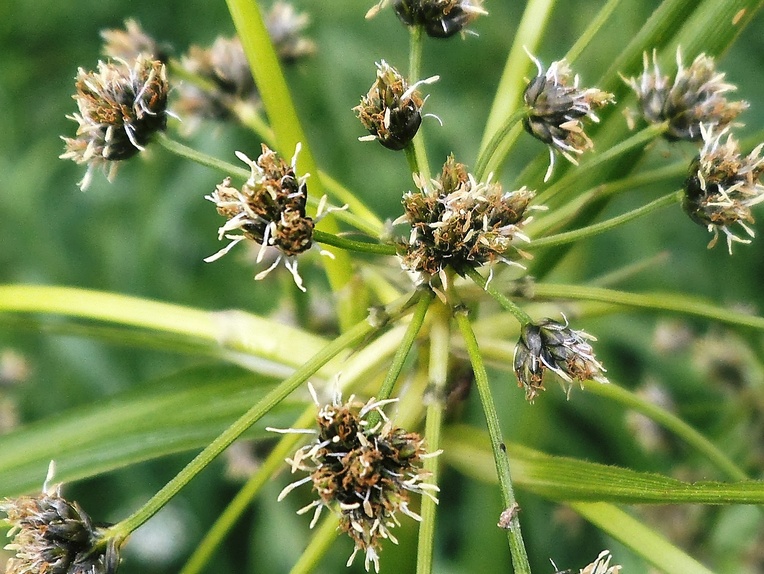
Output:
(0, 364), (302, 497)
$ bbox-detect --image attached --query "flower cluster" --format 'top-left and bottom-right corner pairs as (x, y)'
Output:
(273, 390), (437, 572)
(523, 53), (614, 181)
(100, 19), (169, 63)
(682, 126), (764, 253)
(60, 55), (169, 190)
(397, 155), (535, 284)
(367, 0), (487, 38)
(623, 48), (748, 141)
(354, 61), (438, 150)
(513, 318), (608, 401)
(579, 550), (622, 574)
(1, 469), (119, 574)
(204, 144), (315, 291)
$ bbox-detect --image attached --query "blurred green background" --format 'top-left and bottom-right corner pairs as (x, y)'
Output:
(1, 0), (764, 572)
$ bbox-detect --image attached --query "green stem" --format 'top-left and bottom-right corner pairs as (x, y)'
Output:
(579, 380), (748, 481)
(103, 294), (419, 541)
(179, 407), (317, 574)
(155, 134), (379, 236)
(463, 267), (533, 325)
(288, 514), (339, 574)
(374, 289), (434, 404)
(312, 230), (396, 256)
(474, 109), (528, 182)
(408, 25), (431, 182)
(527, 190), (682, 250)
(405, 143), (422, 178)
(536, 122), (669, 206)
(564, 0), (624, 64)
(415, 301), (449, 574)
(453, 308), (530, 574)
(319, 172), (385, 234)
(530, 283), (764, 331)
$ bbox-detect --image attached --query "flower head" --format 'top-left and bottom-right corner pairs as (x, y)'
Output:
(60, 56), (169, 190)
(580, 550), (622, 574)
(204, 144), (316, 291)
(1, 464), (120, 574)
(100, 19), (169, 63)
(354, 61), (438, 151)
(272, 389), (437, 573)
(265, 1), (316, 62)
(397, 155), (536, 285)
(682, 126), (764, 253)
(523, 53), (614, 182)
(513, 317), (608, 401)
(367, 0), (487, 38)
(623, 48), (748, 141)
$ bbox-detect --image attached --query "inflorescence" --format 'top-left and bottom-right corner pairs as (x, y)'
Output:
(523, 53), (614, 182)
(683, 126), (764, 253)
(396, 155), (536, 285)
(272, 388), (438, 573)
(61, 55), (170, 190)
(366, 0), (487, 38)
(204, 144), (317, 291)
(513, 317), (608, 401)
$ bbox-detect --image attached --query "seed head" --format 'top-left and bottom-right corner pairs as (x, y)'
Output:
(265, 1), (316, 62)
(273, 390), (437, 573)
(204, 144), (316, 291)
(513, 318), (608, 401)
(60, 56), (169, 190)
(1, 465), (120, 574)
(523, 53), (614, 182)
(354, 61), (438, 151)
(100, 19), (169, 63)
(683, 126), (764, 253)
(397, 155), (536, 284)
(623, 48), (748, 141)
(367, 0), (487, 38)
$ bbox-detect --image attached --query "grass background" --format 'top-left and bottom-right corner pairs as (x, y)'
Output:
(1, 0), (763, 572)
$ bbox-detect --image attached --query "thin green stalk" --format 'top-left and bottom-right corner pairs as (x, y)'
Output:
(564, 0), (623, 64)
(474, 109), (527, 182)
(416, 301), (449, 574)
(479, 0), (556, 154)
(312, 230), (397, 256)
(579, 380), (748, 481)
(405, 143), (421, 177)
(225, 0), (360, 330)
(454, 308), (530, 574)
(155, 134), (379, 236)
(179, 407), (317, 574)
(530, 283), (764, 331)
(526, 190), (682, 250)
(374, 289), (434, 403)
(288, 514), (340, 574)
(408, 25), (431, 182)
(319, 172), (385, 235)
(536, 122), (669, 206)
(463, 267), (533, 325)
(104, 293), (420, 542)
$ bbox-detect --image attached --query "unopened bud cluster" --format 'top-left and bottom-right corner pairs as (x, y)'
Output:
(623, 49), (748, 141)
(397, 155), (535, 283)
(1, 487), (119, 574)
(514, 318), (608, 401)
(354, 61), (438, 150)
(60, 56), (169, 190)
(277, 393), (436, 572)
(204, 144), (314, 290)
(683, 127), (764, 253)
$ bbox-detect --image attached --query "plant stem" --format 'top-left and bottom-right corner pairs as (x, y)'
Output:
(474, 109), (528, 182)
(453, 308), (531, 574)
(564, 0), (623, 63)
(374, 289), (434, 404)
(288, 513), (339, 574)
(312, 230), (396, 256)
(526, 190), (682, 250)
(415, 300), (449, 574)
(579, 380), (748, 481)
(179, 407), (317, 574)
(408, 25), (431, 182)
(463, 267), (533, 325)
(530, 283), (764, 331)
(103, 294), (418, 542)
(405, 143), (421, 178)
(536, 122), (669, 206)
